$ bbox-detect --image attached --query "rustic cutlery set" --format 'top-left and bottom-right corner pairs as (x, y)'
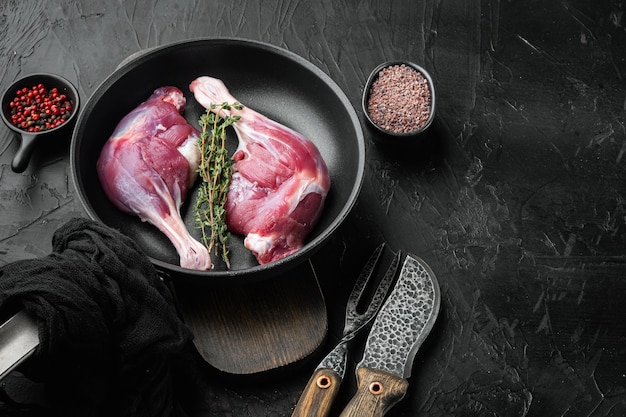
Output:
(292, 243), (441, 417)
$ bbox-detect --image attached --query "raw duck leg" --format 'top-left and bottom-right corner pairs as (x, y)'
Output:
(97, 86), (212, 270)
(190, 76), (330, 265)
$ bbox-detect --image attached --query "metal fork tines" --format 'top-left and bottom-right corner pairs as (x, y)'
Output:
(317, 243), (401, 377)
(290, 243), (401, 417)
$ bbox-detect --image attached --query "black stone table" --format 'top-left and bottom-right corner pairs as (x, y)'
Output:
(1, 1), (625, 416)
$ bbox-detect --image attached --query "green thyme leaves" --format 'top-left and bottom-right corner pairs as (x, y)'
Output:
(194, 102), (242, 268)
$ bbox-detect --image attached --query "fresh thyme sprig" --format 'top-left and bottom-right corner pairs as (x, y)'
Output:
(195, 102), (242, 268)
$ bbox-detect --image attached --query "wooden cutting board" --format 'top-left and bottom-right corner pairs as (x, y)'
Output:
(174, 260), (327, 375)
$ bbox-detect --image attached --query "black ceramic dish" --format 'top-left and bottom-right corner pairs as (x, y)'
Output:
(362, 61), (435, 138)
(71, 38), (365, 285)
(1, 73), (79, 173)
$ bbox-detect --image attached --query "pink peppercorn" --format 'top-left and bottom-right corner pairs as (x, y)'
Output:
(8, 83), (73, 132)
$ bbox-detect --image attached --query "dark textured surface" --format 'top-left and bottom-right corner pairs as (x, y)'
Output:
(1, 1), (625, 416)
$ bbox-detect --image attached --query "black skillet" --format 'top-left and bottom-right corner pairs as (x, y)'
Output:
(70, 38), (365, 285)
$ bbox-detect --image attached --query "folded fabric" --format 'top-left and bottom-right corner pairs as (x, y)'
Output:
(0, 218), (194, 417)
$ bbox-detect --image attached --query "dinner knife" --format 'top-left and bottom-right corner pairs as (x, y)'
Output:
(339, 254), (441, 417)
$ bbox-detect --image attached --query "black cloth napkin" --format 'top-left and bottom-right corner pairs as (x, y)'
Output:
(0, 218), (195, 417)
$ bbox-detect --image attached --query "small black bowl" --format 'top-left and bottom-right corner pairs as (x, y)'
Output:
(362, 61), (435, 138)
(1, 73), (79, 173)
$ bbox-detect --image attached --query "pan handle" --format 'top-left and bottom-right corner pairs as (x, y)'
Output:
(0, 310), (39, 381)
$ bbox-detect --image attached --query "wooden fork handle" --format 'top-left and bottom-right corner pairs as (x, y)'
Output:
(291, 367), (342, 417)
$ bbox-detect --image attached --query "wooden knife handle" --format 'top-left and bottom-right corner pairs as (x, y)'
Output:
(338, 367), (409, 417)
(291, 368), (342, 417)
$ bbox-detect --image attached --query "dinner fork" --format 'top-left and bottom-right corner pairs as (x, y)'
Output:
(291, 243), (401, 417)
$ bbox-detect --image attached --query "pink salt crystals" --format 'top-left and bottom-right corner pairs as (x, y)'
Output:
(366, 63), (433, 135)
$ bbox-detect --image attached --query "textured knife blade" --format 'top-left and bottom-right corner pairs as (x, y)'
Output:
(356, 254), (440, 378)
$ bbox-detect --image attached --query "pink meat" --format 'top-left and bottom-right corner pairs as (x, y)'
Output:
(190, 76), (330, 264)
(97, 86), (212, 270)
